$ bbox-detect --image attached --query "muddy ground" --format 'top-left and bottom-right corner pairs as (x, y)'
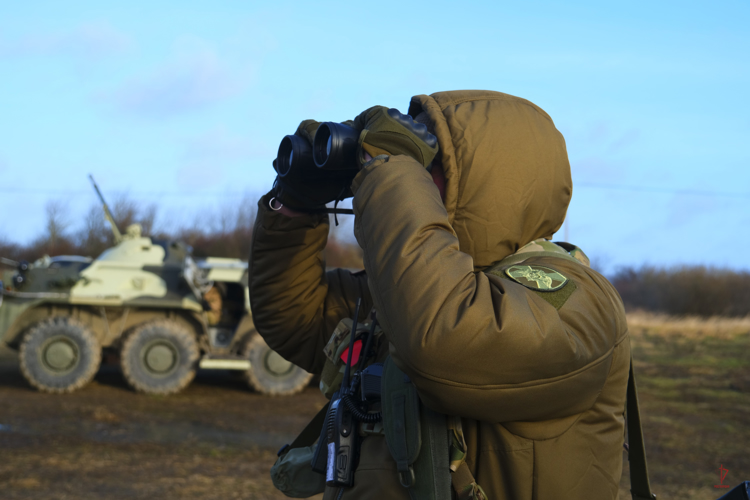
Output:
(1, 315), (749, 500)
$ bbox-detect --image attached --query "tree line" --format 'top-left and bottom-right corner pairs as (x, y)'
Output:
(0, 196), (364, 270)
(611, 265), (750, 318)
(2, 198), (749, 317)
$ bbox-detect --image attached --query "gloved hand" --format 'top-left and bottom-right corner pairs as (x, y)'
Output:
(352, 106), (439, 169)
(294, 119), (320, 145)
(271, 120), (353, 211)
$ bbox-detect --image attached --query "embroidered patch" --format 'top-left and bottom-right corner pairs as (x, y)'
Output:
(504, 265), (568, 291)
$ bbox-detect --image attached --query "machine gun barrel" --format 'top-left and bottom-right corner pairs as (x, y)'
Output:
(88, 174), (123, 243)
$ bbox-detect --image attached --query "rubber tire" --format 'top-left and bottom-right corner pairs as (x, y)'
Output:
(19, 317), (101, 394)
(120, 319), (199, 395)
(243, 334), (313, 396)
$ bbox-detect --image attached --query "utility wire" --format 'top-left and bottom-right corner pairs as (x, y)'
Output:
(0, 188), (255, 197)
(0, 184), (748, 199)
(575, 182), (750, 199)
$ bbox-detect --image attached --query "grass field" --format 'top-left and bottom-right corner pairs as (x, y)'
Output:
(1, 313), (748, 499)
(620, 312), (750, 499)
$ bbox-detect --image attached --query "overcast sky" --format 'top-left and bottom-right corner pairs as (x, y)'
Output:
(1, 1), (748, 273)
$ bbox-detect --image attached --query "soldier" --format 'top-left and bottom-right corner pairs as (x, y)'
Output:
(250, 90), (630, 499)
(203, 282), (227, 326)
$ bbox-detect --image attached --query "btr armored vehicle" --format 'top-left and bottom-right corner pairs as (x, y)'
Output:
(0, 178), (311, 396)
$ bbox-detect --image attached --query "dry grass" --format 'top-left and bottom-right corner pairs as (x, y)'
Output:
(628, 311), (750, 340)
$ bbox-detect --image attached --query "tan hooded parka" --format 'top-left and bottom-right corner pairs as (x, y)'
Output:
(250, 90), (629, 500)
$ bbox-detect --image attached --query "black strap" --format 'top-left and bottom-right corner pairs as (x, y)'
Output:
(412, 407), (452, 500)
(627, 357), (657, 500)
(278, 401), (330, 456)
(382, 356), (422, 488)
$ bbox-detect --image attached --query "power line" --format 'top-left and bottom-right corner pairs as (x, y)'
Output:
(0, 184), (748, 199)
(575, 182), (750, 199)
(0, 188), (257, 198)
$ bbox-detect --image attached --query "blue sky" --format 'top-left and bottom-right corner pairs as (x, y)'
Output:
(1, 1), (748, 273)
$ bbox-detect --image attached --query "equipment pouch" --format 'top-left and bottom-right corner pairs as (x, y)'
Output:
(270, 402), (330, 498)
(319, 318), (370, 399)
(271, 445), (326, 498)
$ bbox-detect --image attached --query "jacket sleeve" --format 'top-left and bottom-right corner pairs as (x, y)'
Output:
(351, 157), (628, 423)
(249, 193), (372, 375)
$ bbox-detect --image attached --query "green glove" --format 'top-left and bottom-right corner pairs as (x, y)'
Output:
(353, 106), (439, 168)
(294, 119), (320, 145)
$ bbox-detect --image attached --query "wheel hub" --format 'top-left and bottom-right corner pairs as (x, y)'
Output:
(42, 337), (79, 372)
(143, 342), (177, 374)
(264, 350), (293, 376)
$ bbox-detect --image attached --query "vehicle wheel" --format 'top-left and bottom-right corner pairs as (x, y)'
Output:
(242, 334), (312, 396)
(19, 317), (101, 393)
(120, 319), (199, 395)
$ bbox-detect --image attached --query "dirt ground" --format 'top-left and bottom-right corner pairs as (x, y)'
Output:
(0, 344), (327, 500)
(1, 314), (749, 500)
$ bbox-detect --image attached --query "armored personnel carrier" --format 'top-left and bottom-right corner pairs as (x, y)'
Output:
(0, 177), (311, 396)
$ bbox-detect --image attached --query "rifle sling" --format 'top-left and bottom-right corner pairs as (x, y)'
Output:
(288, 401), (330, 451)
(627, 356), (657, 500)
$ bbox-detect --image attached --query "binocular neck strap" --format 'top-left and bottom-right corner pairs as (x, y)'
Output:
(325, 207), (354, 215)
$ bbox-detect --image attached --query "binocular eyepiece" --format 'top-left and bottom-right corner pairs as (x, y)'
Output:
(275, 123), (360, 181)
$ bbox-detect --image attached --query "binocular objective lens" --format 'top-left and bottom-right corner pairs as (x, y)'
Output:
(289, 150), (294, 165)
(313, 122), (358, 170)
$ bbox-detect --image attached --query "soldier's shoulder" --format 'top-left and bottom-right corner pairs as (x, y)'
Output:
(484, 240), (622, 318)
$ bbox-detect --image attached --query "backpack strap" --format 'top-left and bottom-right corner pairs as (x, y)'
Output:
(627, 356), (657, 500)
(382, 356), (422, 488)
(382, 355), (452, 500)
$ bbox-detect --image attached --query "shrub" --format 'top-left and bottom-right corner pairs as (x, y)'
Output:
(611, 265), (750, 317)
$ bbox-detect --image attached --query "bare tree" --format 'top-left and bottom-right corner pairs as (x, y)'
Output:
(2, 191), (364, 268)
(77, 204), (110, 257)
(44, 200), (71, 254)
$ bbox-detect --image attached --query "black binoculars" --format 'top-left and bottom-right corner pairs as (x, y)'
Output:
(275, 122), (361, 182)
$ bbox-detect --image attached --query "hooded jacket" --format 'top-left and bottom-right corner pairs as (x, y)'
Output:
(250, 90), (629, 500)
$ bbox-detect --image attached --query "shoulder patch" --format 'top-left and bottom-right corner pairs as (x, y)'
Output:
(504, 265), (568, 292)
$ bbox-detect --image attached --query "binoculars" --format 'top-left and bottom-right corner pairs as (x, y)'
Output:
(275, 122), (361, 183)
